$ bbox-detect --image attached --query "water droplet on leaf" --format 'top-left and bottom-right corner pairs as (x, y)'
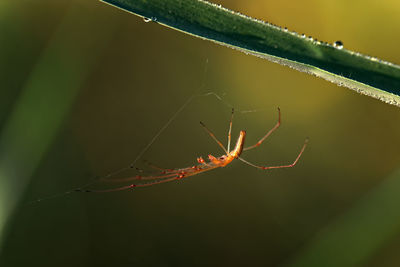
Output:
(143, 17), (157, 23)
(333, 40), (343, 49)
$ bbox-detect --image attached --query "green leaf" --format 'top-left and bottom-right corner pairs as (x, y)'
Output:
(101, 0), (400, 107)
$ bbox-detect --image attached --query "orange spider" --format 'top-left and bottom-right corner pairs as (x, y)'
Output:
(81, 108), (308, 192)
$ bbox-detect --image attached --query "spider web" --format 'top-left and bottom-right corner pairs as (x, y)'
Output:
(28, 60), (264, 204)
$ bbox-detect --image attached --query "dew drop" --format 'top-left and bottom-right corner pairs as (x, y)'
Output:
(301, 33), (306, 38)
(333, 40), (343, 49)
(283, 27), (288, 32)
(143, 16), (158, 23)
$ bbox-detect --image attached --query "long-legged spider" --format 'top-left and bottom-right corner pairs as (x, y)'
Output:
(81, 108), (308, 193)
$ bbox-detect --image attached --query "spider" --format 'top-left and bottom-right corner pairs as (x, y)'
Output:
(82, 108), (308, 193)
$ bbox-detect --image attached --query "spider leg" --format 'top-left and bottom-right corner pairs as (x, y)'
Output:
(200, 121), (228, 154)
(243, 107), (281, 151)
(77, 162), (221, 193)
(239, 137), (308, 170)
(143, 160), (176, 173)
(101, 172), (180, 183)
(227, 108), (234, 153)
(77, 176), (181, 193)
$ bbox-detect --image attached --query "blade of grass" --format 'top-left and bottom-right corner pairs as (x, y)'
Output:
(285, 168), (400, 267)
(101, 0), (400, 107)
(0, 4), (115, 253)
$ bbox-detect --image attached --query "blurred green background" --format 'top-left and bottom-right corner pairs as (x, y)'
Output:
(1, 0), (400, 266)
